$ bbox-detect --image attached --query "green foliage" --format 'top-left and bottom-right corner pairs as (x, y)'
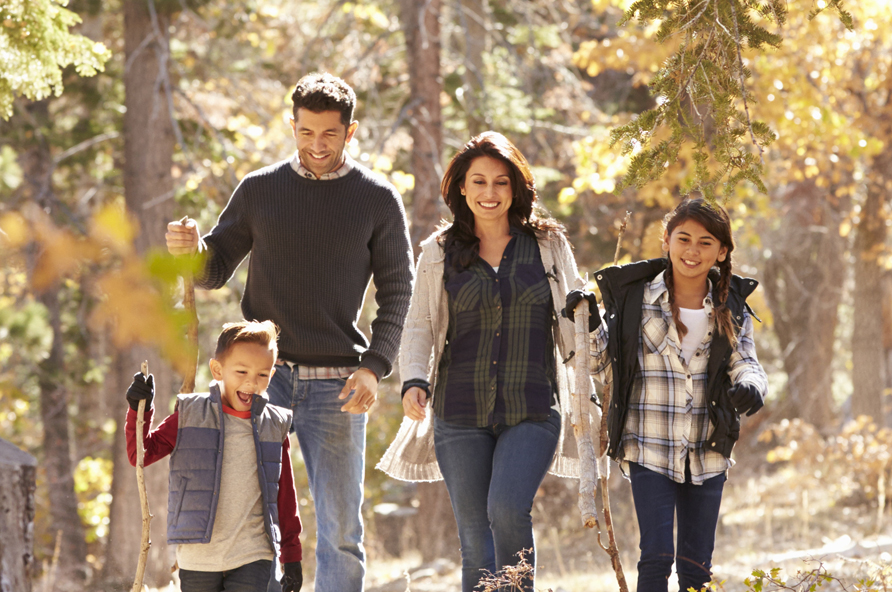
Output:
(740, 563), (891, 592)
(73, 456), (113, 544)
(609, 0), (851, 198)
(0, 0), (110, 120)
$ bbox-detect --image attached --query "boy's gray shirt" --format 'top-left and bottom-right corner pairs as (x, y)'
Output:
(197, 160), (414, 379)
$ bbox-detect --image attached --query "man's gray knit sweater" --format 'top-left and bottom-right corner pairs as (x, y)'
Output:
(197, 159), (414, 379)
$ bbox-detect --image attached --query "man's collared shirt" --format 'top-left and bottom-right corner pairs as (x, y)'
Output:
(590, 270), (768, 484)
(433, 229), (556, 427)
(290, 151), (354, 180)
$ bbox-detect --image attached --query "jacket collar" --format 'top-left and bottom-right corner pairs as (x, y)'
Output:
(208, 381), (268, 416)
(644, 270), (715, 313)
(597, 257), (759, 306)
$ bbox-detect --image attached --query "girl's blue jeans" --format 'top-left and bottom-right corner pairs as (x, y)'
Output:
(433, 409), (560, 592)
(628, 461), (726, 592)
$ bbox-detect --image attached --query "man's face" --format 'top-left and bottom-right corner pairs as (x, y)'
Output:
(290, 108), (358, 178)
(209, 341), (276, 412)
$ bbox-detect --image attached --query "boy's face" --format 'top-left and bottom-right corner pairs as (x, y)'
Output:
(209, 342), (277, 412)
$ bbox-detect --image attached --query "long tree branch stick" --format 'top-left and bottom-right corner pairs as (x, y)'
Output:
(592, 212), (635, 592)
(572, 279), (599, 529)
(178, 216), (198, 394)
(613, 211), (632, 266)
(132, 360), (152, 592)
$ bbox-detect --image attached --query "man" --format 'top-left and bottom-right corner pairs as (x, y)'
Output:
(166, 72), (414, 592)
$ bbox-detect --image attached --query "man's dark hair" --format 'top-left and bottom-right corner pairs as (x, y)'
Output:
(291, 72), (356, 127)
(214, 320), (279, 361)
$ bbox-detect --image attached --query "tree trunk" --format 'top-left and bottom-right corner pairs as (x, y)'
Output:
(761, 180), (846, 432)
(851, 186), (889, 423)
(37, 285), (89, 588)
(0, 439), (38, 592)
(104, 1), (177, 587)
(17, 100), (88, 589)
(414, 482), (460, 563)
(851, 87), (892, 423)
(401, 0), (443, 250)
(457, 0), (488, 136)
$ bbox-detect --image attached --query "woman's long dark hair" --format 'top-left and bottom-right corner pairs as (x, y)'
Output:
(439, 131), (564, 270)
(663, 198), (737, 346)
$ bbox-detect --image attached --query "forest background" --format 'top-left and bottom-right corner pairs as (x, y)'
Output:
(2, 0), (892, 591)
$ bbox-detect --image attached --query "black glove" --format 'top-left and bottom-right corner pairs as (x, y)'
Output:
(126, 372), (154, 411)
(563, 289), (601, 332)
(281, 561), (302, 592)
(729, 383), (763, 417)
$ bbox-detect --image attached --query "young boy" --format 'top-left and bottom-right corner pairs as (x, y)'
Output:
(125, 320), (303, 592)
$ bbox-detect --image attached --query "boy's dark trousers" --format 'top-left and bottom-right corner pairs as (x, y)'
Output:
(179, 559), (272, 592)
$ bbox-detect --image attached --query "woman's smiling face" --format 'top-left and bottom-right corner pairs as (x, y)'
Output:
(462, 156), (513, 225)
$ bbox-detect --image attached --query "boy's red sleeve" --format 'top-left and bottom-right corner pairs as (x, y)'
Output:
(277, 436), (303, 563)
(125, 407), (179, 467)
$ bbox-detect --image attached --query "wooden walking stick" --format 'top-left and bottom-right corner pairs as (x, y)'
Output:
(573, 291), (629, 592)
(132, 360), (152, 592)
(572, 212), (633, 592)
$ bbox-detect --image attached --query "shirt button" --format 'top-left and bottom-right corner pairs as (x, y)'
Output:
(495, 279), (499, 283)
(495, 332), (500, 337)
(493, 361), (497, 365)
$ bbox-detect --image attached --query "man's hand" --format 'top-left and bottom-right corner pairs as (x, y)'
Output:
(166, 217), (200, 255)
(402, 387), (428, 421)
(339, 368), (379, 413)
(126, 372), (154, 411)
(280, 561), (302, 592)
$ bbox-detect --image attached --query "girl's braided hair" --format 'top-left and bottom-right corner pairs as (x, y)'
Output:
(663, 198), (737, 347)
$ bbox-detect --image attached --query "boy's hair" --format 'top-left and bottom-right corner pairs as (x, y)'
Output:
(663, 198), (737, 346)
(215, 320), (279, 361)
(291, 72), (356, 127)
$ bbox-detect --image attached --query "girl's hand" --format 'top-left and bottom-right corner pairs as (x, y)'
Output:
(402, 387), (428, 421)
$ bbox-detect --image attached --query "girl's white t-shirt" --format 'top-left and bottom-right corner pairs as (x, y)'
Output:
(677, 307), (709, 364)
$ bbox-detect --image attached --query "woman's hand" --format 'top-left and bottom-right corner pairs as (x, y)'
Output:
(402, 387), (428, 421)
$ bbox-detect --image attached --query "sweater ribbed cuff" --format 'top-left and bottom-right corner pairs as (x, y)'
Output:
(401, 379), (431, 400)
(358, 354), (388, 382)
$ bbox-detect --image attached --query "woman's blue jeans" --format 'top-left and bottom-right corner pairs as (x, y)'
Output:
(433, 409), (560, 592)
(628, 461), (726, 592)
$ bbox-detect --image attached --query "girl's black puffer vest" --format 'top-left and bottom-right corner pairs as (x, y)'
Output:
(593, 258), (758, 460)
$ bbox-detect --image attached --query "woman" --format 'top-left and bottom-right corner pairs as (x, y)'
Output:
(378, 131), (585, 591)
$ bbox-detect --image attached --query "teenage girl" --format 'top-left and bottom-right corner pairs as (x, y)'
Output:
(566, 198), (767, 592)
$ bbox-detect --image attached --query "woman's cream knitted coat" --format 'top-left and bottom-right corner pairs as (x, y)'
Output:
(377, 228), (591, 482)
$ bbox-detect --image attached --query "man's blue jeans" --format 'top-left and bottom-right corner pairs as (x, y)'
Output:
(180, 559), (272, 592)
(433, 410), (560, 592)
(266, 364), (366, 592)
(628, 461), (726, 592)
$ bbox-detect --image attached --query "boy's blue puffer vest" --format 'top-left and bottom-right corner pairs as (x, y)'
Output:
(166, 383), (292, 556)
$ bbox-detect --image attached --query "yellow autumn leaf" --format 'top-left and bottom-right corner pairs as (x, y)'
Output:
(558, 186), (577, 205)
(90, 204), (135, 254)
